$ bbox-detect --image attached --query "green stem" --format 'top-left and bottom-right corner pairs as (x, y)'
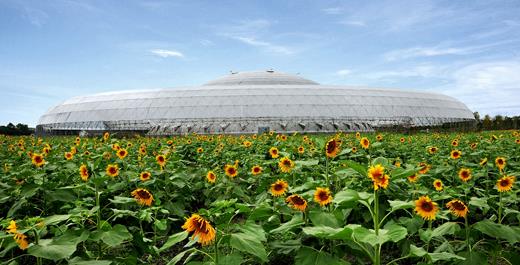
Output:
(498, 192), (503, 224)
(465, 217), (471, 253)
(374, 189), (381, 265)
(386, 254), (410, 265)
(214, 228), (219, 264)
(325, 157), (329, 188)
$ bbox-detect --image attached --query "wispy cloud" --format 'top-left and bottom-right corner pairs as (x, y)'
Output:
(149, 49), (184, 58)
(441, 61), (520, 115)
(340, 20), (366, 27)
(383, 40), (518, 61)
(335, 69), (352, 76)
(322, 7), (343, 15)
(232, 36), (295, 55)
(22, 7), (49, 27)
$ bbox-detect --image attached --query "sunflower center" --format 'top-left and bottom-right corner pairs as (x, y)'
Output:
(274, 184), (284, 191)
(327, 141), (336, 153)
(451, 201), (466, 211)
(34, 156), (42, 163)
(109, 167), (117, 174)
(500, 179), (510, 187)
(461, 171), (469, 178)
(283, 160), (291, 166)
(421, 201), (433, 212)
(137, 190), (151, 199)
(291, 196), (305, 205)
(318, 192), (329, 201)
(228, 168), (236, 174)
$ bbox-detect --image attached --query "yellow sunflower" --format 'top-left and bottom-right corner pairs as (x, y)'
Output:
(297, 146), (305, 154)
(251, 165), (262, 175)
(314, 187), (333, 206)
(270, 180), (288, 197)
(415, 196), (438, 220)
(399, 137), (405, 143)
(31, 153), (45, 167)
(13, 233), (29, 250)
(269, 147), (280, 158)
(131, 188), (154, 206)
(427, 146), (438, 154)
(495, 157), (506, 171)
(7, 220), (17, 234)
(515, 139), (520, 144)
(351, 147), (357, 153)
(106, 164), (119, 177)
(433, 179), (443, 191)
(408, 173), (419, 183)
(206, 171), (216, 183)
(446, 199), (469, 218)
(224, 164), (238, 178)
(278, 157), (295, 173)
(470, 143), (477, 149)
(116, 148), (128, 159)
(368, 165), (389, 190)
(480, 158), (488, 166)
(182, 214), (216, 246)
(325, 138), (342, 158)
(496, 176), (515, 192)
(79, 164), (89, 181)
(64, 152), (74, 160)
(451, 139), (459, 147)
(103, 132), (110, 141)
(156, 154), (166, 167)
(286, 194), (307, 211)
(360, 137), (370, 149)
(376, 134), (383, 142)
(450, 150), (461, 159)
(458, 168), (472, 182)
(140, 171), (151, 181)
(243, 141), (252, 148)
(197, 147), (203, 153)
(418, 162), (431, 174)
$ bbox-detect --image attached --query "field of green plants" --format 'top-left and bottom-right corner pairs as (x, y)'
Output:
(1, 130), (519, 265)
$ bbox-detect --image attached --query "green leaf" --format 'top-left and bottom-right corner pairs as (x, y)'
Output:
(352, 224), (407, 247)
(91, 224), (132, 247)
(42, 214), (71, 226)
(28, 239), (77, 261)
(388, 200), (414, 212)
(69, 258), (113, 265)
(430, 222), (460, 238)
(270, 214), (304, 233)
(474, 220), (520, 244)
(372, 157), (389, 168)
(308, 211), (339, 228)
(295, 159), (319, 167)
(409, 245), (427, 257)
(109, 196), (135, 204)
(390, 167), (417, 179)
(166, 248), (195, 265)
(229, 233), (268, 262)
(239, 221), (266, 242)
(345, 161), (367, 176)
(295, 246), (350, 265)
(217, 253), (243, 265)
(469, 197), (490, 212)
(428, 252), (465, 262)
(159, 231), (189, 252)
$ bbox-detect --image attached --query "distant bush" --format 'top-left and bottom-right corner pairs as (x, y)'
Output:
(0, 123), (33, 135)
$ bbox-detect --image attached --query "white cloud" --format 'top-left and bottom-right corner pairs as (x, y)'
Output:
(322, 7), (343, 15)
(336, 69), (352, 76)
(200, 39), (214, 46)
(149, 49), (184, 58)
(232, 37), (295, 55)
(341, 20), (366, 27)
(441, 61), (520, 115)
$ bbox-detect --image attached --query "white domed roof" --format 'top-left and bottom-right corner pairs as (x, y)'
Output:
(204, 70), (319, 86)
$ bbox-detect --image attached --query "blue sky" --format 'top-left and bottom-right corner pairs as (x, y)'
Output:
(1, 0), (520, 126)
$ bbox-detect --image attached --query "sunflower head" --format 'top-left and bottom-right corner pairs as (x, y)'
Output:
(427, 146), (438, 154)
(197, 147), (204, 153)
(351, 147), (357, 153)
(376, 134), (383, 142)
(497, 176), (515, 192)
(451, 140), (459, 147)
(156, 155), (166, 166)
(458, 168), (472, 182)
(31, 153), (45, 167)
(325, 138), (342, 158)
(278, 157), (295, 173)
(368, 164), (389, 190)
(480, 158), (488, 166)
(314, 187), (333, 206)
(408, 173), (419, 183)
(360, 137), (370, 149)
(495, 157), (506, 171)
(270, 180), (288, 197)
(251, 165), (262, 175)
(117, 149), (128, 159)
(140, 171), (151, 181)
(433, 179), (443, 191)
(286, 194), (307, 211)
(13, 233), (29, 250)
(224, 164), (238, 178)
(243, 141), (252, 148)
(450, 150), (461, 159)
(399, 137), (405, 143)
(269, 147), (280, 158)
(103, 132), (110, 141)
(182, 214), (216, 246)
(470, 143), (478, 149)
(79, 164), (89, 181)
(415, 196), (438, 220)
(7, 220), (17, 234)
(206, 171), (217, 183)
(64, 152), (74, 160)
(106, 164), (119, 177)
(131, 188), (154, 206)
(418, 162), (430, 174)
(297, 146), (305, 154)
(446, 199), (469, 218)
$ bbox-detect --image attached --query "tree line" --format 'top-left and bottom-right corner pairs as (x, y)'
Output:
(473, 112), (520, 130)
(0, 123), (34, 135)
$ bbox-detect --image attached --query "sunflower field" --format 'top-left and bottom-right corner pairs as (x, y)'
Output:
(0, 130), (519, 265)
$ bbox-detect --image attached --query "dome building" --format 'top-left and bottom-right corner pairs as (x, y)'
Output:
(37, 70), (475, 135)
